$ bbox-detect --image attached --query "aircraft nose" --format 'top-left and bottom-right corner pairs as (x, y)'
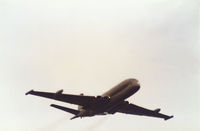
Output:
(135, 80), (140, 90)
(129, 79), (140, 91)
(135, 84), (140, 90)
(136, 80), (140, 86)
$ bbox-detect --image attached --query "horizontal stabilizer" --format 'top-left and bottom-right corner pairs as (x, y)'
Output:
(70, 115), (79, 120)
(50, 104), (79, 115)
(164, 115), (174, 120)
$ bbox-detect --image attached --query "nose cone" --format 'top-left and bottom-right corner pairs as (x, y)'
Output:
(128, 79), (140, 95)
(136, 80), (140, 86)
(129, 79), (140, 91)
(134, 80), (140, 91)
(136, 84), (140, 91)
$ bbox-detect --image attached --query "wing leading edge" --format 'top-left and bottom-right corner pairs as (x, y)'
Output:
(117, 102), (173, 120)
(26, 89), (105, 109)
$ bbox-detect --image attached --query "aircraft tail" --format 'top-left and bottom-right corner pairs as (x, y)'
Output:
(164, 115), (174, 120)
(70, 115), (80, 120)
(50, 104), (80, 115)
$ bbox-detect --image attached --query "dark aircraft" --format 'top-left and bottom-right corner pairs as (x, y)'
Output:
(26, 78), (173, 120)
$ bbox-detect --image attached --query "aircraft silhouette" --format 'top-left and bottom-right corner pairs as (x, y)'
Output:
(26, 78), (173, 120)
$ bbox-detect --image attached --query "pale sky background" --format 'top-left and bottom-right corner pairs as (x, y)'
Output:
(0, 0), (199, 131)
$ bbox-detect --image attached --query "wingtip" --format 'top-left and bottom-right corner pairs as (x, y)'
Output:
(25, 89), (34, 95)
(50, 104), (56, 107)
(164, 115), (174, 120)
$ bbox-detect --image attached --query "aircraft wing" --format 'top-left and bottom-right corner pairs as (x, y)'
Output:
(26, 90), (108, 109)
(117, 102), (173, 120)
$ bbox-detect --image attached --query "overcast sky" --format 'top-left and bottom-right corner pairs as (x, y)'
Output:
(0, 0), (199, 131)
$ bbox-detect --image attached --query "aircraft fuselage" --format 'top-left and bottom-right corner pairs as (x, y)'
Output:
(79, 79), (140, 117)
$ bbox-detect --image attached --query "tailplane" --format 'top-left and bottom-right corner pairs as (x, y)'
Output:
(50, 104), (79, 115)
(164, 115), (174, 120)
(70, 115), (79, 120)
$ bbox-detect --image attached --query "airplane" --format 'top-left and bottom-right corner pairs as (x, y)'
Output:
(26, 78), (173, 120)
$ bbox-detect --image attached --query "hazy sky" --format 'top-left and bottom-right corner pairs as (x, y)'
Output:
(0, 0), (199, 131)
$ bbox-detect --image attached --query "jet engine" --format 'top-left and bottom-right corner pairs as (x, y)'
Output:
(54, 89), (63, 98)
(56, 89), (63, 94)
(154, 108), (161, 113)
